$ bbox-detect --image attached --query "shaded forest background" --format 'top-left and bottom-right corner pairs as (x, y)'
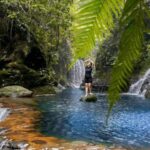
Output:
(0, 0), (150, 91)
(0, 0), (71, 88)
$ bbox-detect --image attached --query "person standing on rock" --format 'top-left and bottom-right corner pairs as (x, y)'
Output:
(84, 59), (95, 96)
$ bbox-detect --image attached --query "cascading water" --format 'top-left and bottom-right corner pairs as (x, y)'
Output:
(68, 59), (85, 88)
(129, 69), (150, 96)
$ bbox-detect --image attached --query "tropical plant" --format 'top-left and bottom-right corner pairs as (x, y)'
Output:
(71, 0), (150, 112)
(70, 0), (124, 64)
(0, 0), (71, 84)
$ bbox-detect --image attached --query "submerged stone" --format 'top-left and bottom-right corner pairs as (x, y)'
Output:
(80, 94), (97, 102)
(0, 85), (33, 97)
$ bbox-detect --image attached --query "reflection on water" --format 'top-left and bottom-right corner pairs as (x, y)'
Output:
(36, 88), (150, 149)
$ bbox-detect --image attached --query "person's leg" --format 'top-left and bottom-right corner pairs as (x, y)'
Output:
(87, 83), (91, 94)
(85, 83), (88, 96)
(89, 77), (93, 94)
(89, 83), (92, 94)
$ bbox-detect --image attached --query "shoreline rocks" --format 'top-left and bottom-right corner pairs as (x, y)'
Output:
(0, 138), (29, 150)
(145, 86), (150, 98)
(0, 85), (33, 98)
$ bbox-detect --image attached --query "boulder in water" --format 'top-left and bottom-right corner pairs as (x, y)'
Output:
(0, 85), (33, 97)
(80, 94), (97, 102)
(145, 86), (150, 99)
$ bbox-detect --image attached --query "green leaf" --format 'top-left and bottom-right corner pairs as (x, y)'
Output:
(71, 0), (124, 63)
(108, 0), (146, 112)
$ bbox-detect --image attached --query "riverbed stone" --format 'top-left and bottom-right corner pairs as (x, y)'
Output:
(0, 85), (33, 97)
(145, 87), (150, 99)
(80, 94), (97, 102)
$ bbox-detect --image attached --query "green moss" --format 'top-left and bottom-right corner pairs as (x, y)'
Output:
(0, 85), (33, 97)
(80, 94), (97, 102)
(0, 69), (10, 76)
(31, 85), (56, 95)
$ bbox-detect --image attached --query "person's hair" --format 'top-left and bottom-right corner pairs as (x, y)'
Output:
(86, 61), (92, 67)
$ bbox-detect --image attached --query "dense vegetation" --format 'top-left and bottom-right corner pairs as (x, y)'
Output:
(95, 25), (150, 87)
(71, 0), (150, 111)
(0, 0), (71, 88)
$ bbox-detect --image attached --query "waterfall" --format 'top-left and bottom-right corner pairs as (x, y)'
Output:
(68, 59), (85, 88)
(129, 69), (150, 96)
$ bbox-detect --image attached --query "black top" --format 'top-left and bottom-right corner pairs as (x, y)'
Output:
(85, 66), (92, 78)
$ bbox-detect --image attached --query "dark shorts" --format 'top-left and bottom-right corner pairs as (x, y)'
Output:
(84, 76), (92, 83)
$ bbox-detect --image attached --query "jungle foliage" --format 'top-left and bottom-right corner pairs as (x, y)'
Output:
(71, 0), (150, 111)
(0, 0), (71, 87)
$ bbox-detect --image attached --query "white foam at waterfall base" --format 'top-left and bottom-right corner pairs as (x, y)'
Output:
(68, 59), (85, 88)
(0, 108), (10, 122)
(129, 69), (150, 96)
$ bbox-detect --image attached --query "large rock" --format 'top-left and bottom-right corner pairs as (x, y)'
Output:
(80, 94), (97, 102)
(0, 85), (33, 97)
(145, 86), (150, 99)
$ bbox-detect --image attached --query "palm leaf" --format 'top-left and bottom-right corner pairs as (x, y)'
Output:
(69, 0), (124, 70)
(108, 0), (146, 114)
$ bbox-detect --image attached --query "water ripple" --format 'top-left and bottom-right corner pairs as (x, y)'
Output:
(36, 88), (150, 149)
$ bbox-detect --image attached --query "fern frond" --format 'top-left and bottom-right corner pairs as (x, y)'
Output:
(108, 0), (146, 113)
(69, 0), (124, 69)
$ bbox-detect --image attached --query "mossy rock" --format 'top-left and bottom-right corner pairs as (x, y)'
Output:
(32, 85), (56, 96)
(80, 94), (97, 102)
(0, 85), (33, 97)
(0, 70), (10, 76)
(145, 87), (150, 99)
(5, 64), (47, 88)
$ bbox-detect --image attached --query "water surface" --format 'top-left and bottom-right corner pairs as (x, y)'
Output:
(36, 88), (150, 150)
